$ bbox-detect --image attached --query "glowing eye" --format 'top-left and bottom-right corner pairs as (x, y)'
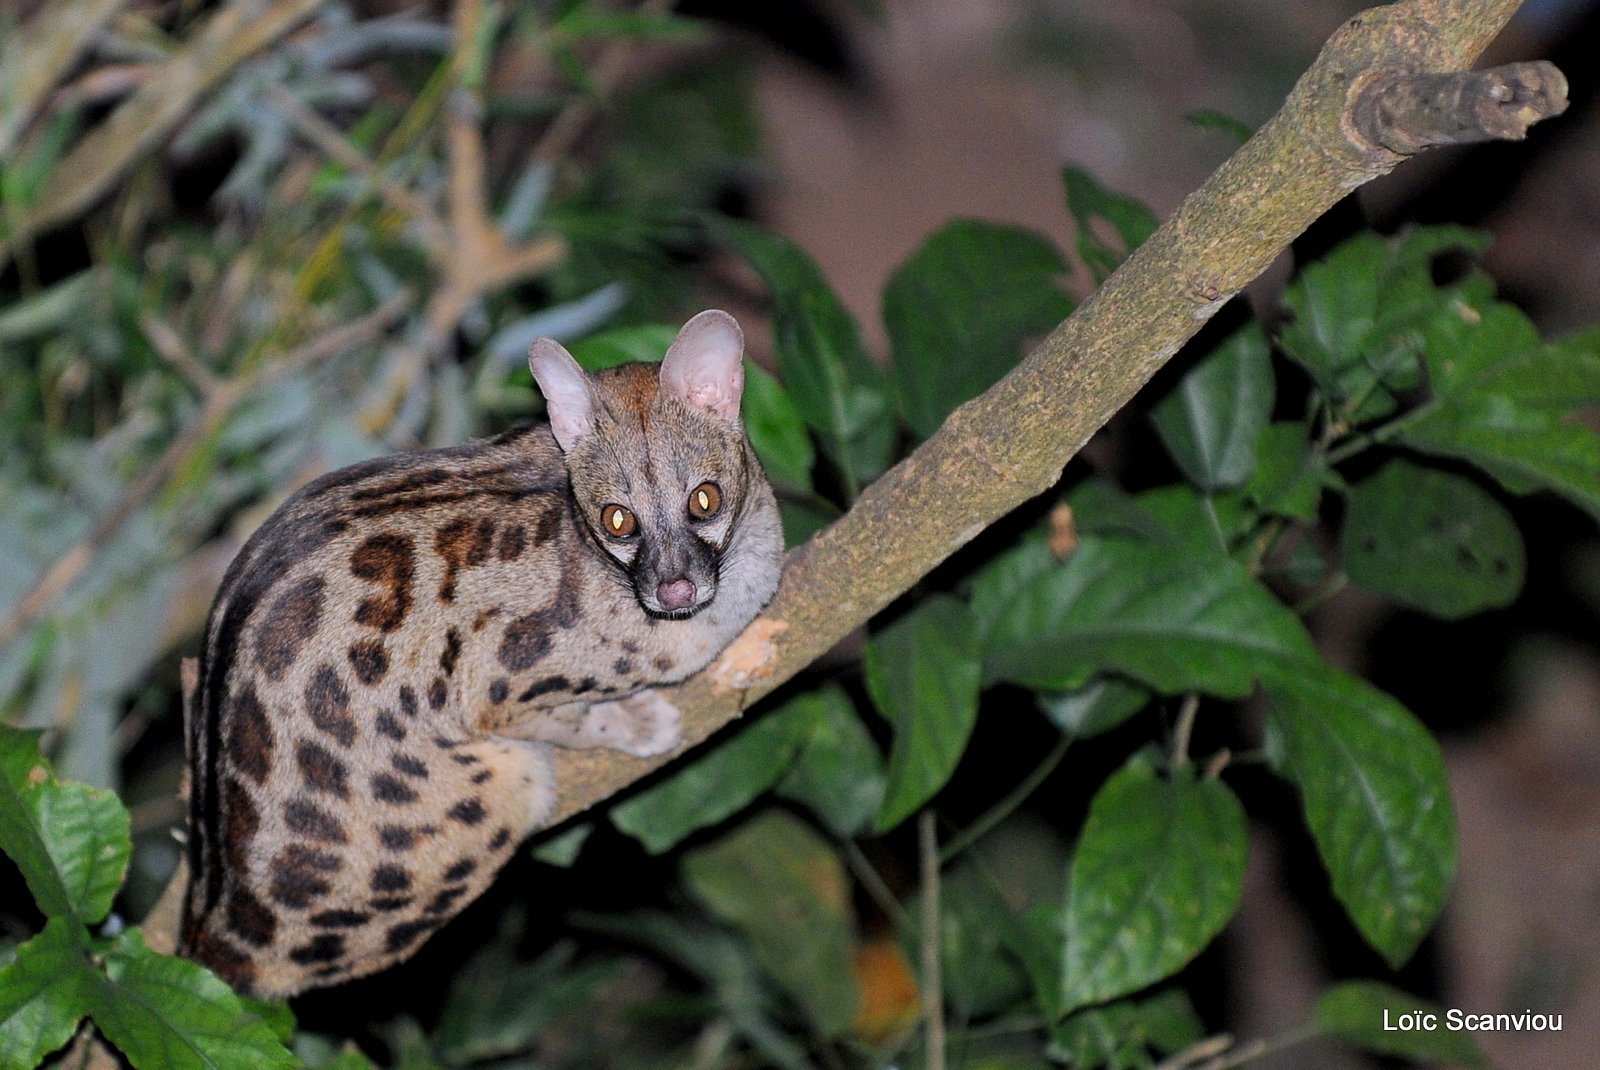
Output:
(601, 504), (636, 538)
(688, 482), (722, 520)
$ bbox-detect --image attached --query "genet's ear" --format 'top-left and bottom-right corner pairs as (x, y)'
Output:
(529, 338), (596, 452)
(660, 309), (745, 422)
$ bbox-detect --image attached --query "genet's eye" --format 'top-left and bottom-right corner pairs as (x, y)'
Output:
(600, 504), (637, 538)
(687, 482), (722, 520)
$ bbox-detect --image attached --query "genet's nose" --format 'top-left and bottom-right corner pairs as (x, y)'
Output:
(657, 577), (697, 611)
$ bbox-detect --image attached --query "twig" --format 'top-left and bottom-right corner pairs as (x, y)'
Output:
(264, 82), (450, 256)
(939, 734), (1071, 864)
(0, 0), (129, 157)
(0, 292), (412, 652)
(530, 0), (678, 166)
(918, 813), (946, 1070)
(0, 0), (324, 267)
(141, 314), (223, 398)
(1171, 694), (1200, 768)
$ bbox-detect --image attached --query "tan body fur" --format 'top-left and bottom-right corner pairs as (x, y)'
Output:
(182, 312), (782, 997)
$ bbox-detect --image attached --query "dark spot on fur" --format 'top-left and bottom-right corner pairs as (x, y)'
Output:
(497, 522), (528, 561)
(488, 827), (512, 851)
(223, 778), (258, 873)
(451, 752), (481, 766)
(371, 896), (412, 913)
(347, 639), (389, 685)
(379, 824), (435, 851)
(654, 655), (675, 673)
(444, 858), (477, 882)
(435, 516), (496, 602)
(373, 773), (419, 804)
(489, 678), (509, 703)
(433, 736), (460, 750)
(269, 845), (341, 908)
(255, 576), (326, 679)
(385, 918), (442, 953)
(392, 753), (429, 778)
(296, 739), (350, 799)
(227, 685), (274, 785)
(447, 798), (487, 826)
(425, 885), (469, 915)
(285, 799), (347, 844)
(472, 607), (502, 632)
(187, 930), (255, 991)
(516, 675), (570, 703)
(225, 887), (276, 948)
(497, 555), (580, 670)
(440, 628), (462, 676)
(574, 676), (597, 694)
(471, 769), (492, 785)
(398, 685), (418, 717)
(351, 532), (415, 631)
(371, 864), (412, 893)
(613, 658), (633, 675)
(310, 909), (370, 929)
(306, 664), (356, 747)
(428, 676), (448, 710)
(289, 933), (346, 964)
(376, 710), (406, 740)
(620, 640), (641, 655)
(533, 498), (564, 544)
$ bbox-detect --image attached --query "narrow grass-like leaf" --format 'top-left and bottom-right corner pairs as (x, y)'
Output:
(683, 811), (859, 1037)
(0, 917), (95, 1069)
(611, 692), (820, 854)
(1343, 459), (1525, 618)
(0, 726), (130, 925)
(866, 596), (982, 832)
(1151, 322), (1274, 490)
(1059, 758), (1248, 1015)
(1317, 981), (1487, 1065)
(883, 219), (1073, 437)
(90, 930), (296, 1070)
(1264, 666), (1456, 966)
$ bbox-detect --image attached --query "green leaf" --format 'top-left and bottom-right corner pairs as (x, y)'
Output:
(1245, 422), (1325, 521)
(611, 691), (821, 853)
(89, 930), (296, 1070)
(1036, 678), (1151, 739)
(1184, 109), (1255, 144)
(1343, 459), (1525, 618)
(1151, 322), (1274, 490)
(743, 361), (816, 491)
(1316, 981), (1487, 1065)
(0, 918), (94, 1069)
(866, 596), (983, 831)
(568, 323), (676, 370)
(1263, 666), (1456, 966)
(435, 942), (620, 1064)
(774, 684), (885, 836)
(1059, 758), (1248, 1015)
(529, 823), (592, 867)
(1401, 301), (1600, 519)
(682, 811), (859, 1036)
(713, 220), (894, 492)
(883, 219), (1073, 437)
(979, 533), (1318, 696)
(1280, 228), (1489, 422)
(905, 867), (1031, 1019)
(1049, 989), (1206, 1070)
(1062, 168), (1160, 284)
(0, 726), (131, 925)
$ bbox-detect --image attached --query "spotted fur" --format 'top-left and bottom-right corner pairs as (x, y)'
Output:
(182, 311), (782, 997)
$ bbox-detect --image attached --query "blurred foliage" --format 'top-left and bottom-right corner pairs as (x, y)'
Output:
(4, 3), (1600, 1070)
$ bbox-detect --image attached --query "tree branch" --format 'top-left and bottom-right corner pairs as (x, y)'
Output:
(539, 0), (1557, 824)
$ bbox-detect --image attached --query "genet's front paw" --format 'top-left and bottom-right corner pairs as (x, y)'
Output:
(586, 688), (682, 757)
